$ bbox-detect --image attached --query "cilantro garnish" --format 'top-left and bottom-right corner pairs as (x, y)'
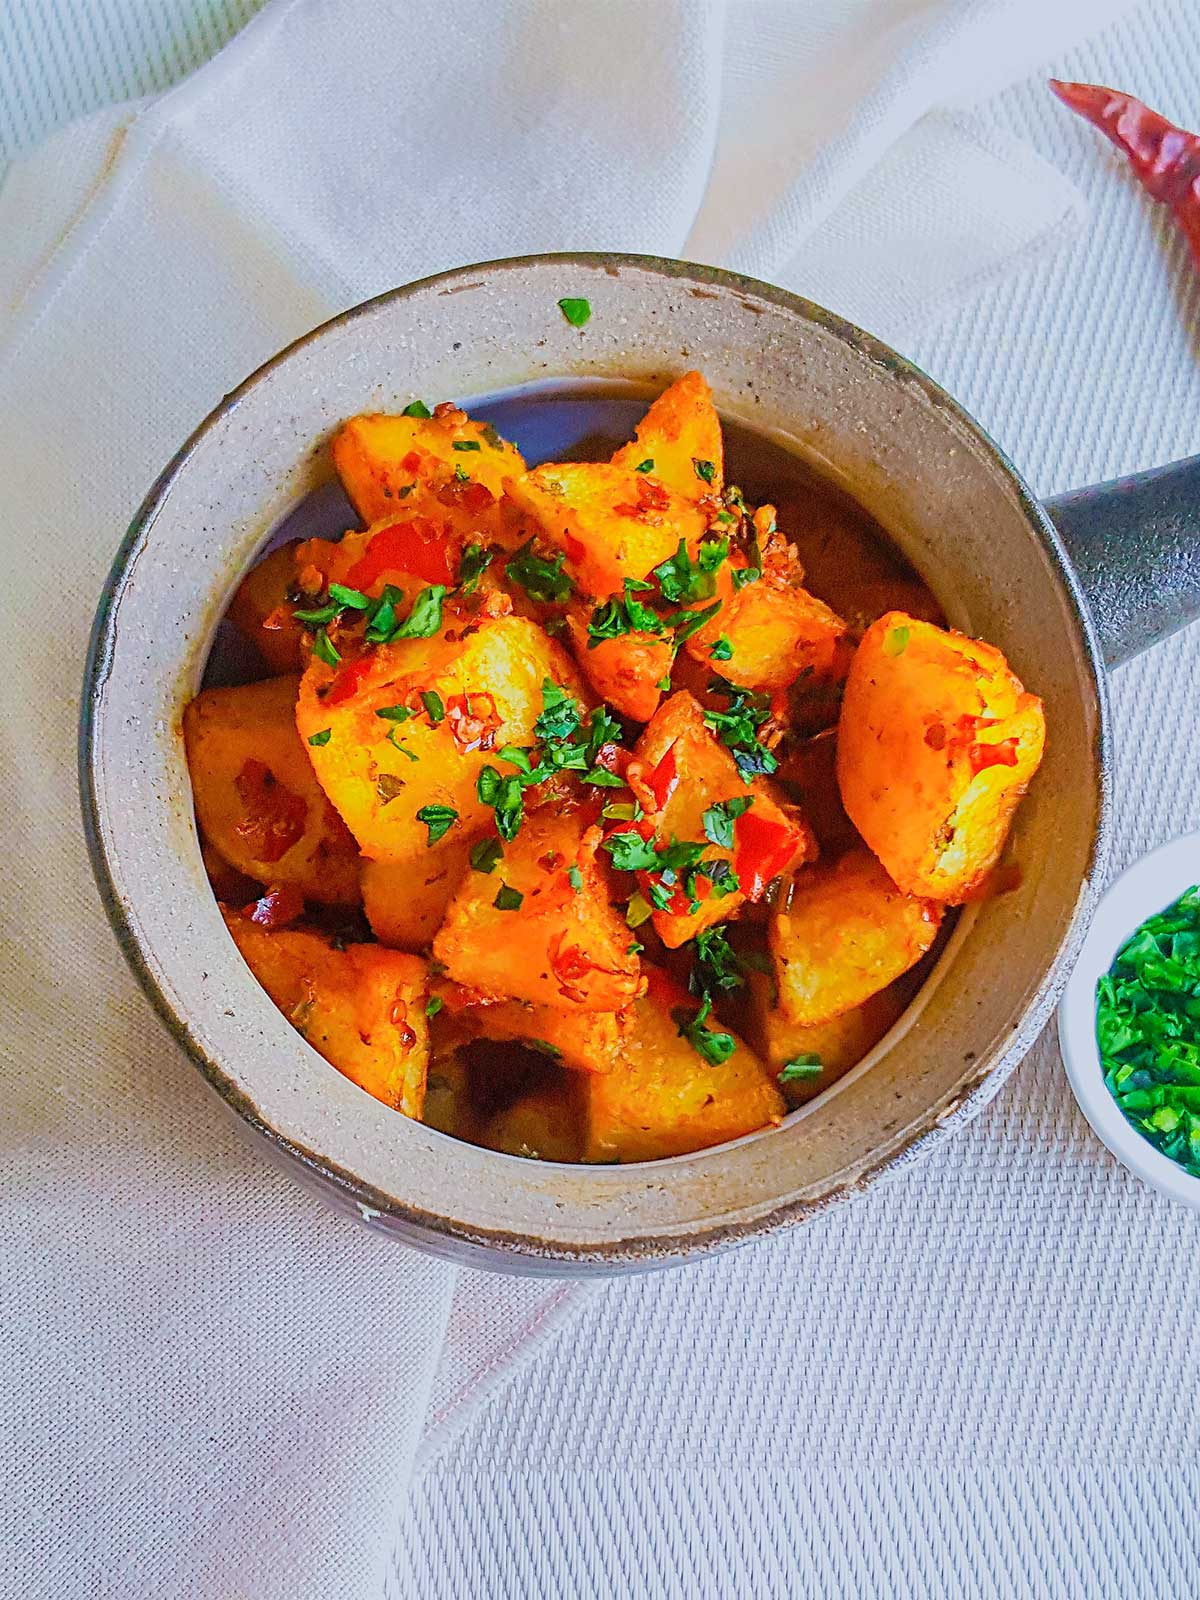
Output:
(477, 765), (525, 842)
(375, 703), (412, 723)
(693, 458), (716, 484)
(420, 690), (445, 724)
(567, 864), (583, 893)
(327, 583), (372, 611)
(402, 400), (432, 418)
(534, 680), (581, 743)
(702, 676), (778, 781)
(602, 831), (660, 873)
(668, 600), (722, 646)
(587, 578), (668, 647)
(452, 439), (481, 452)
(701, 795), (753, 850)
(557, 297), (592, 327)
(480, 422), (506, 452)
(292, 600), (341, 627)
(652, 537), (728, 604)
(673, 995), (736, 1066)
(307, 728), (332, 747)
(454, 464), (470, 483)
(709, 636), (733, 661)
(634, 459), (655, 474)
(425, 996), (444, 1018)
(312, 628), (340, 667)
(493, 884), (524, 911)
(470, 837), (503, 874)
(691, 925), (744, 994)
(415, 804), (458, 845)
(364, 584), (404, 643)
(388, 585), (446, 641)
(459, 543), (493, 594)
(505, 540), (574, 604)
(779, 1054), (823, 1083)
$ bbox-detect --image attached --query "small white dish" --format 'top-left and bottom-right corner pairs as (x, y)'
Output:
(1059, 830), (1200, 1210)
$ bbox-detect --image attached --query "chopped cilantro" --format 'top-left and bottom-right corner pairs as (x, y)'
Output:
(480, 422), (506, 452)
(469, 836), (504, 874)
(534, 680), (582, 743)
(364, 584), (404, 643)
(415, 803), (458, 845)
(710, 636), (733, 661)
(327, 583), (372, 611)
(420, 690), (445, 724)
(307, 728), (332, 747)
(402, 400), (432, 418)
(388, 585), (446, 641)
(292, 600), (341, 627)
(656, 675), (673, 692)
(602, 830), (660, 873)
(587, 579), (667, 646)
(384, 729), (419, 761)
(779, 1054), (823, 1083)
(454, 464), (470, 483)
(703, 677), (778, 781)
(557, 297), (592, 327)
(652, 537), (728, 604)
(493, 884), (524, 911)
(693, 458), (716, 484)
(312, 628), (340, 667)
(601, 802), (642, 822)
(567, 864), (584, 893)
(477, 765), (525, 841)
(505, 539), (574, 604)
(691, 925), (744, 994)
(375, 703), (412, 723)
(425, 995), (444, 1018)
(701, 795), (753, 850)
(668, 599), (722, 646)
(452, 439), (482, 452)
(732, 565), (761, 591)
(459, 542), (493, 594)
(634, 458), (655, 474)
(673, 995), (736, 1065)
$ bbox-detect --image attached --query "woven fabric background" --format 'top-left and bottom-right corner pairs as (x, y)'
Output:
(3, 2), (1198, 1597)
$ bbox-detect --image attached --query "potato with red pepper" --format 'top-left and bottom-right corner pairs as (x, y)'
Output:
(609, 369), (724, 502)
(224, 909), (431, 1118)
(184, 675), (361, 905)
(837, 613), (1046, 901)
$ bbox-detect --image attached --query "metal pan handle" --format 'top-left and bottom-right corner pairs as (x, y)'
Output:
(1046, 456), (1200, 668)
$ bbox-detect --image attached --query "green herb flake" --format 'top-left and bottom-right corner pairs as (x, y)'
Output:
(673, 996), (736, 1066)
(557, 296), (592, 327)
(425, 995), (444, 1018)
(293, 600), (342, 627)
(385, 728), (419, 761)
(656, 675), (673, 692)
(691, 924), (745, 995)
(883, 624), (911, 658)
(701, 795), (753, 851)
(327, 583), (372, 611)
(415, 803), (458, 845)
(420, 689), (446, 724)
(402, 400), (433, 418)
(709, 636), (733, 661)
(625, 892), (654, 928)
(390, 584), (447, 641)
(602, 830), (660, 874)
(312, 628), (341, 667)
(307, 728), (332, 747)
(480, 422), (506, 452)
(452, 439), (482, 452)
(505, 539), (574, 604)
(493, 884), (524, 911)
(459, 542), (493, 594)
(634, 458), (655, 474)
(375, 703), (412, 723)
(693, 458), (716, 484)
(567, 865), (584, 893)
(470, 836), (504, 874)
(669, 599), (722, 646)
(779, 1053), (823, 1083)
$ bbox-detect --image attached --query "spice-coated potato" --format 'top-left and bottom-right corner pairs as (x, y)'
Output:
(481, 1080), (585, 1161)
(223, 910), (430, 1117)
(585, 972), (784, 1161)
(226, 541), (306, 673)
(609, 370), (724, 502)
(506, 462), (709, 599)
(564, 604), (673, 724)
(837, 613), (1046, 901)
(686, 570), (846, 693)
(361, 841), (473, 952)
(296, 615), (583, 867)
(745, 971), (913, 1104)
(433, 810), (642, 1012)
(184, 675), (361, 905)
(441, 986), (626, 1074)
(769, 847), (941, 1026)
(332, 407), (524, 546)
(633, 691), (816, 947)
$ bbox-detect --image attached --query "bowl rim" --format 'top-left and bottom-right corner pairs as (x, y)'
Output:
(79, 250), (1112, 1268)
(1058, 831), (1200, 1210)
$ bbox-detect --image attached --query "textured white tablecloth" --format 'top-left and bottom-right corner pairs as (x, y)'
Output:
(4, 3), (1199, 1598)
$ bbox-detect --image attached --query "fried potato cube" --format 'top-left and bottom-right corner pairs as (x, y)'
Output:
(744, 970), (913, 1103)
(633, 691), (816, 947)
(223, 910), (430, 1117)
(769, 847), (941, 1026)
(433, 810), (642, 1012)
(226, 541), (307, 673)
(184, 675), (361, 905)
(332, 407), (523, 545)
(837, 613), (1046, 901)
(610, 370), (724, 502)
(296, 615), (582, 867)
(584, 974), (785, 1161)
(686, 572), (846, 692)
(443, 987), (626, 1074)
(361, 840), (473, 952)
(480, 1080), (585, 1161)
(564, 604), (673, 723)
(506, 462), (708, 599)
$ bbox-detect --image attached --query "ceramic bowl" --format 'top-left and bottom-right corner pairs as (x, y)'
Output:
(81, 254), (1108, 1274)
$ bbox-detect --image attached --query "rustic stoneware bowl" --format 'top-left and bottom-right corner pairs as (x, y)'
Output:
(81, 253), (1200, 1275)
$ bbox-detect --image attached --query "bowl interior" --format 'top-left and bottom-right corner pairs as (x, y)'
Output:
(84, 256), (1108, 1270)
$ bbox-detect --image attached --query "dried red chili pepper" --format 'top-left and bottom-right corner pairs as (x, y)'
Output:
(345, 517), (458, 589)
(1050, 80), (1200, 270)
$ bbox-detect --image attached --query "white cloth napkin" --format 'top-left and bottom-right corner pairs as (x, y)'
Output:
(0, 1), (1135, 1594)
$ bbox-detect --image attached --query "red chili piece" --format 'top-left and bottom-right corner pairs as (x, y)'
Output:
(1050, 80), (1200, 269)
(445, 691), (501, 753)
(324, 653), (374, 706)
(969, 738), (1020, 774)
(233, 760), (307, 862)
(345, 517), (459, 589)
(733, 810), (800, 901)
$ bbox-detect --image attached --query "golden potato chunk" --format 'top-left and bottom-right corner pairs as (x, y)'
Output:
(837, 613), (1046, 901)
(632, 691), (816, 947)
(565, 604), (673, 724)
(332, 407), (523, 545)
(296, 615), (583, 867)
(184, 676), (361, 906)
(507, 462), (708, 599)
(585, 973), (785, 1161)
(361, 840), (472, 952)
(226, 541), (306, 673)
(610, 370), (724, 502)
(686, 571), (846, 692)
(745, 970), (913, 1103)
(443, 987), (626, 1074)
(223, 910), (430, 1117)
(434, 809), (642, 1012)
(769, 848), (941, 1026)
(481, 1081), (585, 1161)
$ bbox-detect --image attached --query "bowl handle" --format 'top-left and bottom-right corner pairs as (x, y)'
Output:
(1046, 456), (1200, 668)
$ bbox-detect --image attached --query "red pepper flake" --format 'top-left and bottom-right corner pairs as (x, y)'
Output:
(243, 882), (305, 928)
(401, 450), (423, 474)
(1051, 80), (1200, 271)
(345, 517), (458, 589)
(646, 743), (680, 813)
(734, 809), (801, 901)
(233, 760), (307, 862)
(445, 691), (501, 753)
(969, 738), (1021, 774)
(436, 477), (496, 516)
(324, 653), (375, 706)
(614, 477), (672, 519)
